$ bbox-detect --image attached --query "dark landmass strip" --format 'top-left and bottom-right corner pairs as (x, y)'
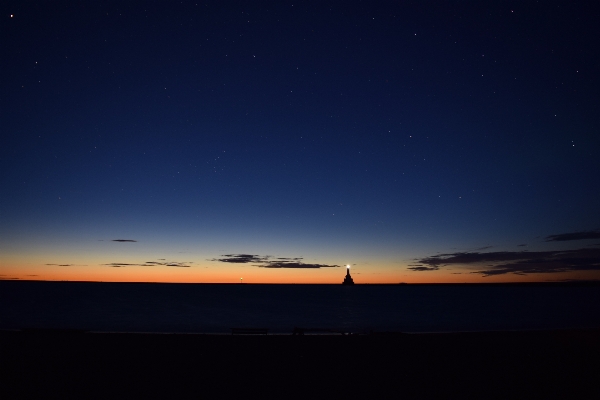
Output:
(2, 280), (600, 286)
(1, 329), (599, 399)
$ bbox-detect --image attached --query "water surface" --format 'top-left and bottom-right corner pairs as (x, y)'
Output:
(1, 281), (599, 333)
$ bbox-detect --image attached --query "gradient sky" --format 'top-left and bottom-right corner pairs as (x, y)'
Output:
(2, 1), (600, 283)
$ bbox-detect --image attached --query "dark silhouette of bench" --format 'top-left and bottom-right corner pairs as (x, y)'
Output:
(231, 328), (269, 335)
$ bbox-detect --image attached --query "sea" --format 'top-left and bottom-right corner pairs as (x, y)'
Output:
(1, 281), (599, 334)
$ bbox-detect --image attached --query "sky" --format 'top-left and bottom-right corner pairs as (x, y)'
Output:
(2, 1), (600, 283)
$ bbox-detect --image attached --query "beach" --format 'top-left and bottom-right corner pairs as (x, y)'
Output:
(1, 329), (599, 399)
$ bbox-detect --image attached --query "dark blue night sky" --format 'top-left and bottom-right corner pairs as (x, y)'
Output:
(2, 1), (600, 283)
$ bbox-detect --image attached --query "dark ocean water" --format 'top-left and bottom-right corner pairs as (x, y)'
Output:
(1, 281), (599, 333)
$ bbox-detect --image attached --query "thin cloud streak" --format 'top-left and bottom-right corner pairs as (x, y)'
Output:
(213, 254), (269, 263)
(259, 262), (339, 269)
(103, 260), (193, 268)
(545, 230), (600, 242)
(213, 254), (340, 269)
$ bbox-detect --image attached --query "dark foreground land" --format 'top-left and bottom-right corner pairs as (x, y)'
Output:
(1, 329), (599, 399)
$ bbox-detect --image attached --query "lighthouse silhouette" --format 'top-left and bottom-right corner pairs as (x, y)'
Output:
(342, 265), (354, 285)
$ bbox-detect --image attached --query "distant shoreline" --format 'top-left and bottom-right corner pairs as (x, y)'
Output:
(2, 279), (600, 286)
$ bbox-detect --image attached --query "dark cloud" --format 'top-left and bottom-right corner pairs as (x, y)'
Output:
(408, 266), (439, 272)
(517, 244), (527, 247)
(45, 263), (75, 266)
(406, 263), (439, 271)
(418, 251), (551, 266)
(260, 262), (339, 269)
(103, 263), (140, 268)
(112, 239), (137, 242)
(414, 248), (600, 277)
(105, 263), (135, 267)
(545, 230), (600, 242)
(104, 260), (192, 268)
(213, 254), (269, 263)
(213, 254), (339, 269)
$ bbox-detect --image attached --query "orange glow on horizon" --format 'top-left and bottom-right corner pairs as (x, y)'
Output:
(1, 261), (598, 284)
(2, 251), (599, 284)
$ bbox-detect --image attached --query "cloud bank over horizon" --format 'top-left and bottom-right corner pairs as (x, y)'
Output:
(411, 231), (600, 277)
(413, 248), (600, 277)
(544, 230), (600, 242)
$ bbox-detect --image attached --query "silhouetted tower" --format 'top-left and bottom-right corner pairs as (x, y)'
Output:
(342, 265), (354, 285)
